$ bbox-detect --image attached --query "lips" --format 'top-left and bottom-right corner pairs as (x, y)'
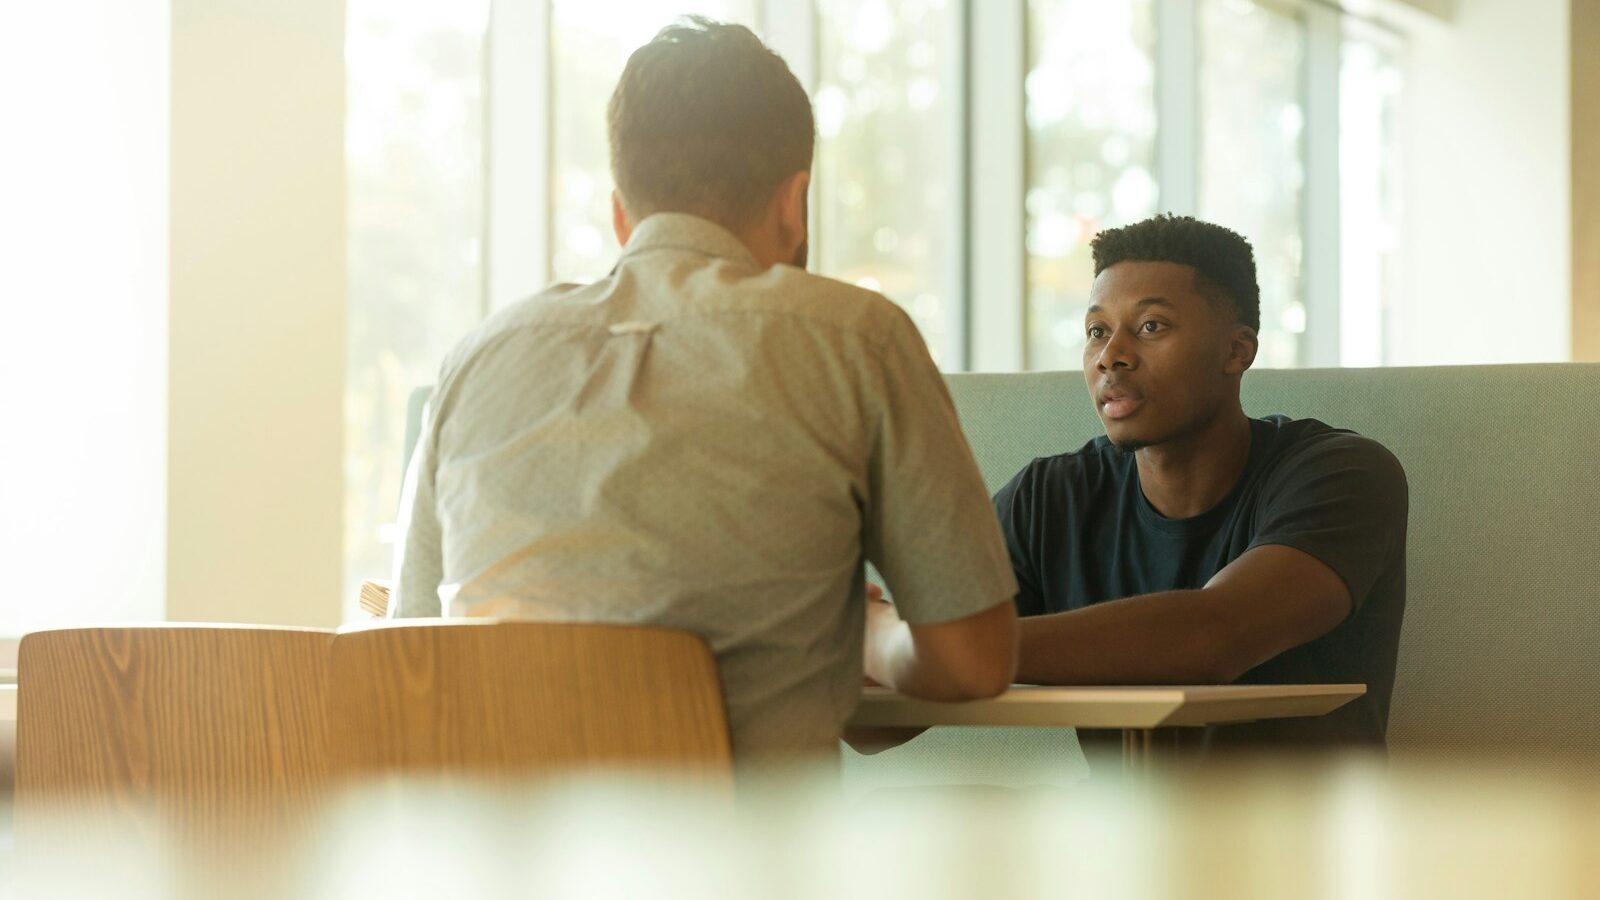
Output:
(1097, 384), (1144, 420)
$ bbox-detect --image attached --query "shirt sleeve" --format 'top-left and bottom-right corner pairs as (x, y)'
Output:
(1247, 432), (1408, 614)
(390, 400), (445, 618)
(992, 465), (1047, 618)
(861, 310), (1019, 624)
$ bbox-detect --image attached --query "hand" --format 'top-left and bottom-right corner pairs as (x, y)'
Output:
(852, 585), (928, 752)
(863, 583), (903, 688)
(842, 724), (930, 755)
(864, 583), (898, 630)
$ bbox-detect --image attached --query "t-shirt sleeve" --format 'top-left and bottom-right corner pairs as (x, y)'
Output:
(1247, 433), (1408, 614)
(861, 310), (1019, 625)
(992, 465), (1047, 618)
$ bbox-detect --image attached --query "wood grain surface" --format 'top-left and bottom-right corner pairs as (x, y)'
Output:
(328, 619), (732, 780)
(15, 625), (334, 838)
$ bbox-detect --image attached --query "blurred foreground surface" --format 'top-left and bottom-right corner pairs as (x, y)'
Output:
(4, 754), (1599, 899)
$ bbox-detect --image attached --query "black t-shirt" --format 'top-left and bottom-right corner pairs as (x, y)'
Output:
(993, 415), (1407, 755)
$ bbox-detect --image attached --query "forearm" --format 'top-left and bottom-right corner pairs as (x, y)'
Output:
(864, 601), (1017, 700)
(865, 618), (966, 700)
(1016, 589), (1251, 685)
(1018, 543), (1357, 685)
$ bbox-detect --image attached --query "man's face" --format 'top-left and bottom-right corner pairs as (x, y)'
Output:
(1082, 261), (1254, 451)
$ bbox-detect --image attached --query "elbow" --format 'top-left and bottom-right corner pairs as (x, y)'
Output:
(942, 631), (1019, 701)
(1203, 658), (1250, 686)
(1200, 637), (1261, 685)
(900, 601), (1019, 701)
(966, 665), (1015, 699)
(942, 658), (1015, 701)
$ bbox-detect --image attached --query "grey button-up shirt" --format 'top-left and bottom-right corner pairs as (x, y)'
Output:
(393, 213), (1017, 758)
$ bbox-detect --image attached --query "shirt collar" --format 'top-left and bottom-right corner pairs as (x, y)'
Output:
(617, 212), (761, 272)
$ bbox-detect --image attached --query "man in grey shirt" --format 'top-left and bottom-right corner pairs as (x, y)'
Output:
(392, 18), (1018, 760)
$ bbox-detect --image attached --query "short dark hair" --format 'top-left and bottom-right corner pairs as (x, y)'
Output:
(1090, 214), (1260, 332)
(607, 17), (815, 230)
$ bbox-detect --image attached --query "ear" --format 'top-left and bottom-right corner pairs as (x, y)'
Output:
(773, 170), (810, 254)
(1225, 325), (1259, 376)
(611, 190), (633, 247)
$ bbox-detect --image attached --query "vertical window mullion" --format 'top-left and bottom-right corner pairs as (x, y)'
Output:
(947, 0), (971, 370)
(969, 0), (1026, 372)
(1303, 1), (1343, 367)
(1155, 0), (1198, 216)
(759, 0), (820, 282)
(485, 0), (553, 311)
(760, 1), (817, 89)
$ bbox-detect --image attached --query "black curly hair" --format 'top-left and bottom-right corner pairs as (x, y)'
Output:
(1090, 214), (1260, 332)
(608, 17), (814, 231)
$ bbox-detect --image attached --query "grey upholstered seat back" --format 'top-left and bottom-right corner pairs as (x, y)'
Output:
(945, 364), (1600, 761)
(408, 363), (1600, 776)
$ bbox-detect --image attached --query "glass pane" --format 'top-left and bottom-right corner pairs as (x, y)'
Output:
(346, 1), (489, 618)
(1025, 0), (1158, 372)
(550, 1), (758, 284)
(1198, 0), (1306, 369)
(815, 0), (961, 367)
(1339, 32), (1402, 368)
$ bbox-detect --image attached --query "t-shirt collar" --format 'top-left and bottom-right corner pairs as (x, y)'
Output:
(1132, 417), (1271, 534)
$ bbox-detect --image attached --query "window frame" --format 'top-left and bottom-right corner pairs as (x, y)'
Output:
(483, 0), (1405, 372)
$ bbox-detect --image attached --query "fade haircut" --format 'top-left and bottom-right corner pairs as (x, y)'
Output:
(607, 17), (815, 231)
(1090, 214), (1261, 332)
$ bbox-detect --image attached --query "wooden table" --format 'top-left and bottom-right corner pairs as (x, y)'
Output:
(849, 683), (1366, 769)
(0, 683), (1365, 770)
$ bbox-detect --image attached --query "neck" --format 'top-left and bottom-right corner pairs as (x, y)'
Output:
(1134, 405), (1253, 519)
(733, 223), (790, 270)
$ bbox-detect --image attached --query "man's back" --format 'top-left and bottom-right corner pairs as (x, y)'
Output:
(394, 214), (1016, 757)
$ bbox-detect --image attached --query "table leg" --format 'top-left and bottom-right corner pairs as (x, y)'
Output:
(1122, 728), (1154, 774)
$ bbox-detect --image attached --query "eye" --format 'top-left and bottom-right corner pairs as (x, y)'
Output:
(1086, 324), (1108, 340)
(1139, 320), (1165, 334)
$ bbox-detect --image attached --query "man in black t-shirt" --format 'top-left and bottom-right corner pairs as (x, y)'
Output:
(993, 214), (1407, 757)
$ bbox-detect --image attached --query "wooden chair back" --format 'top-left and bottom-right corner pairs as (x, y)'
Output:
(16, 625), (333, 826)
(327, 620), (732, 779)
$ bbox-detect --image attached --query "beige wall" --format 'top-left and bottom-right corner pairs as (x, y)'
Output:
(168, 0), (345, 626)
(1576, 0), (1600, 362)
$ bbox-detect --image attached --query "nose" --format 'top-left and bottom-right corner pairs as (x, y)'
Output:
(1094, 328), (1138, 372)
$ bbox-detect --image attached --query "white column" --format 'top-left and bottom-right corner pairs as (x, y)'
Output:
(486, 0), (553, 310)
(1154, 0), (1198, 216)
(761, 1), (817, 90)
(1303, 2), (1343, 368)
(968, 0), (1026, 372)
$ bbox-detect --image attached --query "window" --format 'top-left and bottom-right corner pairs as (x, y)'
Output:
(1024, 0), (1157, 371)
(549, 0), (758, 283)
(344, 0), (1410, 615)
(1198, 0), (1307, 369)
(345, 1), (489, 615)
(477, 0), (1403, 370)
(814, 0), (964, 365)
(1339, 27), (1403, 368)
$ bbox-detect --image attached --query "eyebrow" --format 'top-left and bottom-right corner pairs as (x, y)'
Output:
(1085, 297), (1178, 315)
